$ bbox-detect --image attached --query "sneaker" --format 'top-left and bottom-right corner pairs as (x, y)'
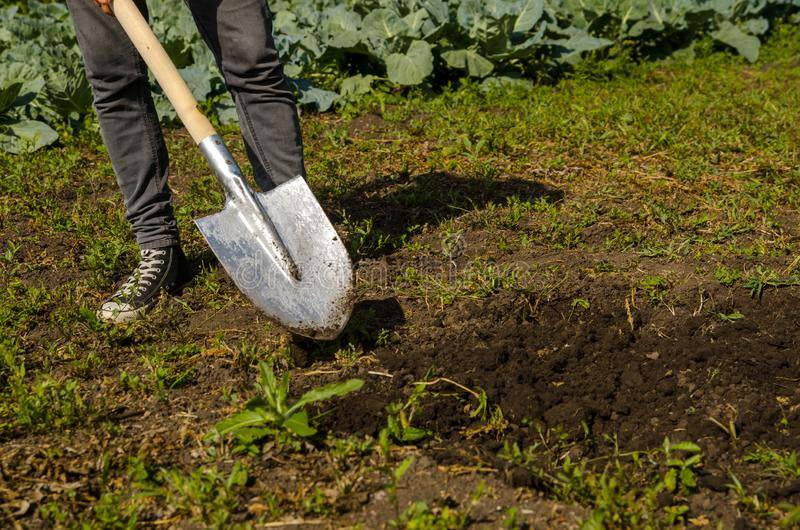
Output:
(97, 246), (189, 324)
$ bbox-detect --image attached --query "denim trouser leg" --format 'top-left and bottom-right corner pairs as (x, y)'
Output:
(67, 0), (178, 250)
(186, 0), (306, 190)
(66, 0), (305, 250)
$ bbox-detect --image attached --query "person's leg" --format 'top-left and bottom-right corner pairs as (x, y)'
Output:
(186, 0), (305, 191)
(68, 0), (188, 323)
(67, 0), (180, 249)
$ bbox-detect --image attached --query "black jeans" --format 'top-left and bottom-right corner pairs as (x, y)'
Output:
(67, 0), (306, 249)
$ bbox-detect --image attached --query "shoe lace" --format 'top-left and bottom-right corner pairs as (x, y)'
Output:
(113, 249), (167, 299)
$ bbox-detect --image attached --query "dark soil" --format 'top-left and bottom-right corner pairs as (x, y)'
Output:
(335, 266), (800, 452)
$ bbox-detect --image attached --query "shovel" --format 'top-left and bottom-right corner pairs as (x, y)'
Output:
(112, 0), (354, 339)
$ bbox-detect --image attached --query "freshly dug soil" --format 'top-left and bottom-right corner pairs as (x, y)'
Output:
(323, 250), (800, 476)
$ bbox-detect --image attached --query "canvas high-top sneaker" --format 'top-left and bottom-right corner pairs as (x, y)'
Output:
(97, 246), (189, 323)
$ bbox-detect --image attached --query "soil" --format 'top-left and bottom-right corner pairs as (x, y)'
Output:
(4, 134), (800, 528)
(333, 263), (800, 452)
(293, 243), (800, 527)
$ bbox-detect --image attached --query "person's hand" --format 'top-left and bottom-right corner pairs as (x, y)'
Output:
(94, 0), (113, 15)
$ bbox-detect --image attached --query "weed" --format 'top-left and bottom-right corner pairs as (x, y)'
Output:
(391, 500), (469, 529)
(708, 416), (739, 444)
(727, 471), (773, 518)
(119, 370), (144, 393)
(86, 490), (141, 529)
(745, 444), (800, 479)
(781, 504), (800, 527)
(500, 434), (703, 528)
(603, 229), (645, 252)
(716, 310), (744, 322)
(0, 342), (86, 433)
(1, 240), (20, 264)
(743, 266), (800, 298)
(301, 486), (331, 516)
(326, 434), (374, 460)
(334, 343), (362, 368)
(594, 260), (615, 273)
(640, 275), (670, 305)
(83, 237), (133, 285)
(210, 361), (363, 448)
(397, 260), (526, 307)
(342, 214), (395, 258)
(383, 382), (431, 444)
(661, 438), (702, 495)
(715, 265), (742, 286)
(441, 228), (465, 260)
(385, 456), (415, 518)
(139, 462), (249, 529)
(140, 345), (199, 398)
(539, 210), (585, 249)
(502, 195), (532, 229)
(502, 507), (523, 529)
(569, 297), (590, 319)
(0, 280), (51, 333)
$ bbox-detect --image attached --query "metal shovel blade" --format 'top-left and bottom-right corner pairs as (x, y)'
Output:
(194, 137), (353, 339)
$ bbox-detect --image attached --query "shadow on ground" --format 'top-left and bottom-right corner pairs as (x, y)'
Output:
(322, 171), (564, 258)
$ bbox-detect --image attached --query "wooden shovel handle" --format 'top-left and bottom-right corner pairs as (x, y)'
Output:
(112, 0), (216, 144)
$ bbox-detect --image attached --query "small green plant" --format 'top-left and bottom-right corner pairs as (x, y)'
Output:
(603, 229), (645, 251)
(502, 195), (532, 229)
(594, 261), (615, 273)
(499, 433), (704, 528)
(382, 382), (431, 444)
(708, 416), (738, 444)
(640, 275), (669, 304)
(1, 240), (20, 264)
(391, 500), (469, 530)
(140, 346), (197, 399)
(571, 298), (590, 310)
(661, 438), (702, 494)
(301, 486), (330, 516)
(715, 265), (742, 286)
(441, 228), (465, 260)
(326, 434), (374, 460)
(334, 343), (362, 368)
(86, 490), (141, 529)
(716, 310), (744, 322)
(376, 328), (393, 346)
(119, 370), (144, 393)
(726, 471), (774, 517)
(83, 238), (133, 283)
(569, 297), (590, 319)
(502, 507), (522, 529)
(342, 214), (394, 258)
(1, 342), (86, 433)
(38, 502), (70, 527)
(781, 504), (800, 527)
(743, 266), (800, 298)
(210, 362), (363, 445)
(142, 462), (248, 529)
(539, 214), (584, 249)
(385, 456), (415, 516)
(745, 444), (800, 479)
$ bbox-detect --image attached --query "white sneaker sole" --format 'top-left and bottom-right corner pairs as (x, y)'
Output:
(96, 302), (153, 324)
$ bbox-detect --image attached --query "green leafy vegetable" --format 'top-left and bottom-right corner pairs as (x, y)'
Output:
(2, 0), (798, 153)
(386, 40), (434, 85)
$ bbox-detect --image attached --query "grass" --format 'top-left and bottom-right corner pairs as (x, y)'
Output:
(1, 24), (800, 528)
